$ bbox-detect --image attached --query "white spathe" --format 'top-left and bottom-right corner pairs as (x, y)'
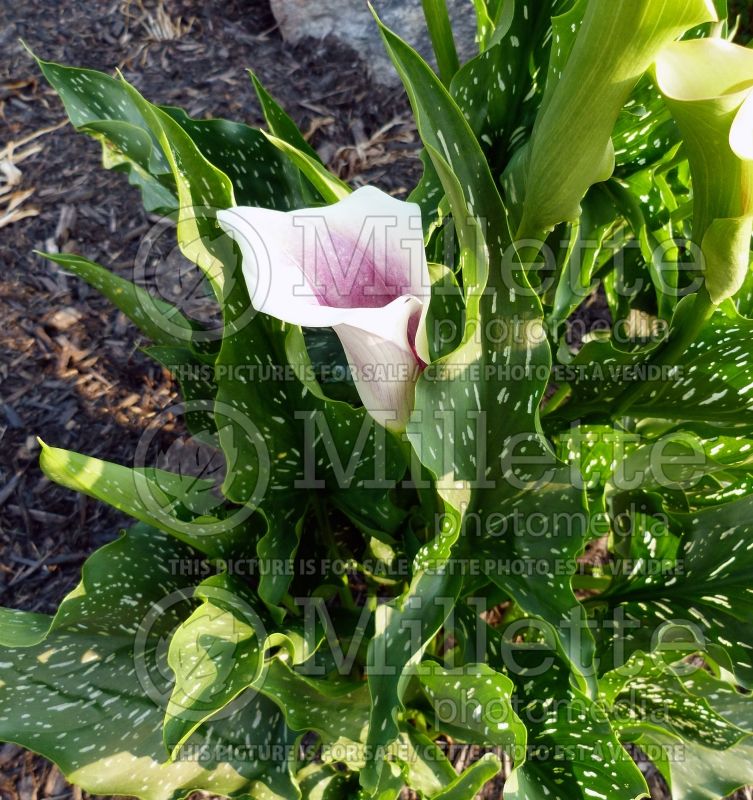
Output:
(217, 186), (431, 430)
(655, 37), (753, 303)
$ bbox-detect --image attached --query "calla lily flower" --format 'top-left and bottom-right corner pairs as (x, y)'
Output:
(655, 38), (753, 304)
(217, 186), (430, 431)
(516, 0), (717, 238)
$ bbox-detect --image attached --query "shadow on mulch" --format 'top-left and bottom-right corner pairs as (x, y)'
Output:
(0, 1), (751, 800)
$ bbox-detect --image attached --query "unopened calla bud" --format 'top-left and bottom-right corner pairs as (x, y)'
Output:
(517, 0), (717, 238)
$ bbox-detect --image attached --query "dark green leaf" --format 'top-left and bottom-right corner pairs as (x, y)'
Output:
(0, 525), (297, 800)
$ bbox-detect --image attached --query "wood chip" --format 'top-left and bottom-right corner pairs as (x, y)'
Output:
(47, 307), (83, 332)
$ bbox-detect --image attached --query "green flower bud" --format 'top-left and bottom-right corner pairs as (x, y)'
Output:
(518, 0), (717, 238)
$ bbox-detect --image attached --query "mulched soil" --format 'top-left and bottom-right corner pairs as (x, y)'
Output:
(0, 1), (751, 799)
(0, 0), (421, 616)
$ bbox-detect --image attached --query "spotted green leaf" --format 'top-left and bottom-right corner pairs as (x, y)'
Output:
(32, 55), (176, 212)
(613, 75), (679, 177)
(602, 655), (746, 751)
(163, 574), (268, 758)
(162, 106), (305, 211)
(615, 667), (753, 800)
(40, 251), (197, 348)
(256, 658), (473, 797)
(594, 491), (753, 688)
(416, 662), (526, 757)
(35, 54), (306, 216)
(469, 0), (506, 52)
(452, 0), (567, 180)
(38, 442), (250, 559)
(553, 304), (753, 430)
(363, 568), (464, 791)
(0, 524), (297, 800)
(504, 653), (649, 800)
